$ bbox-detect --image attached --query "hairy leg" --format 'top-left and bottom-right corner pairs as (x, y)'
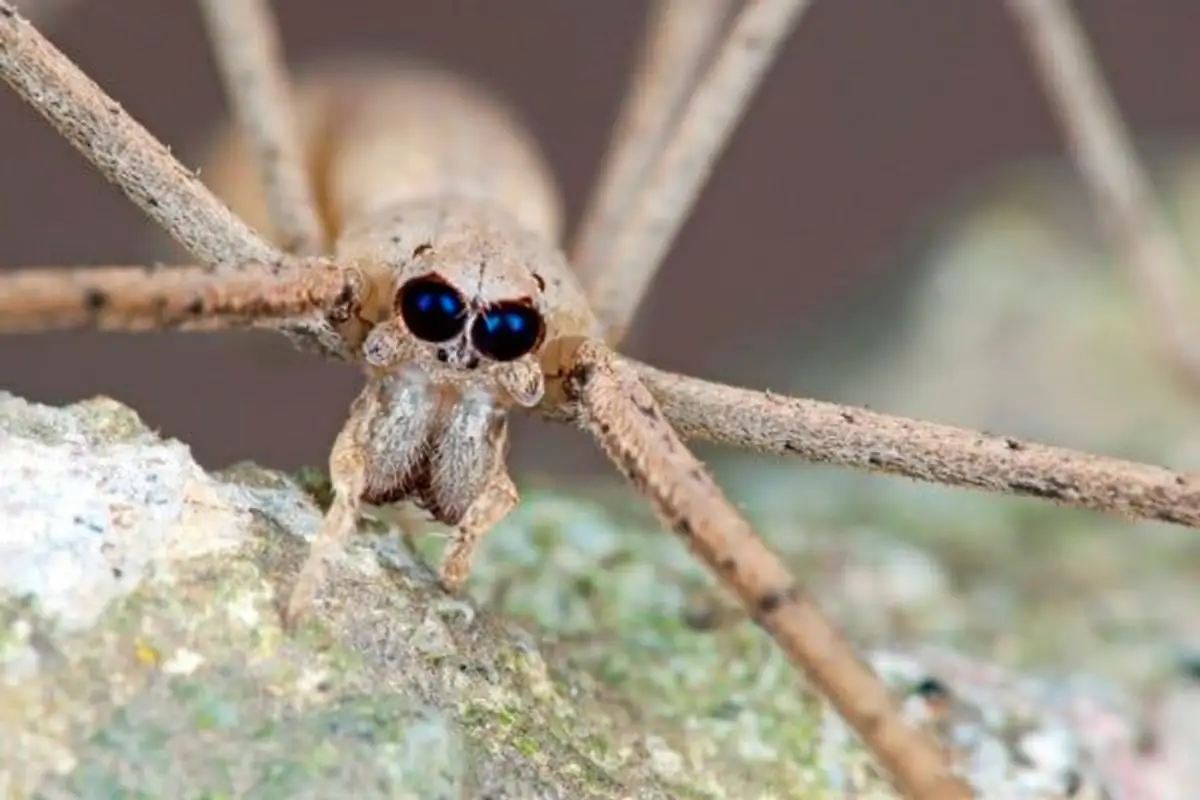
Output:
(0, 3), (278, 266)
(570, 0), (731, 275)
(0, 4), (360, 357)
(579, 0), (810, 343)
(197, 0), (381, 360)
(197, 0), (324, 257)
(0, 261), (361, 339)
(628, 359), (1200, 527)
(558, 338), (969, 799)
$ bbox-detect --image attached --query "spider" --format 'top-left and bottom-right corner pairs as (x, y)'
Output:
(2, 1), (1199, 797)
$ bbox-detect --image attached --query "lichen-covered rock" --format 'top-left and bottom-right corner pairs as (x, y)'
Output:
(0, 391), (768, 798)
(0, 389), (1163, 798)
(451, 491), (1126, 799)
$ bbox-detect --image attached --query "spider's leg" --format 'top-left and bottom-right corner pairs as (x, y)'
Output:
(0, 4), (358, 358)
(627, 359), (1200, 529)
(556, 338), (970, 800)
(1007, 0), (1200, 393)
(0, 3), (278, 266)
(577, 0), (810, 344)
(0, 261), (361, 355)
(570, 0), (732, 277)
(197, 0), (351, 357)
(197, 0), (325, 257)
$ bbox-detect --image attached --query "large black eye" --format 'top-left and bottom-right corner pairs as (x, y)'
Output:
(470, 302), (545, 362)
(397, 276), (467, 342)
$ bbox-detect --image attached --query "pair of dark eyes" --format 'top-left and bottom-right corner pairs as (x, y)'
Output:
(397, 276), (545, 362)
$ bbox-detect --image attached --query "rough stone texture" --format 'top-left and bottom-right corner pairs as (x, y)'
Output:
(0, 391), (836, 799)
(1, 387), (1164, 798)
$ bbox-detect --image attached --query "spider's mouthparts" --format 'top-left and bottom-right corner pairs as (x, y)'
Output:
(434, 343), (480, 370)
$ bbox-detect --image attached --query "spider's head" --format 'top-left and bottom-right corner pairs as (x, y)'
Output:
(353, 205), (566, 409)
(345, 198), (599, 409)
(395, 269), (545, 370)
(392, 259), (546, 401)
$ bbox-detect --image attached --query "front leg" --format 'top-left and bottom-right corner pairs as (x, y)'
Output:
(437, 470), (518, 591)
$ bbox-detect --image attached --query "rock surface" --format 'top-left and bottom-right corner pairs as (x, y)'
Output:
(1, 388), (1172, 798)
(0, 391), (733, 799)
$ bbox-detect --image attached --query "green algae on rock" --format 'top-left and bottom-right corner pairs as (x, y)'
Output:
(0, 391), (844, 799)
(2, 386), (1135, 798)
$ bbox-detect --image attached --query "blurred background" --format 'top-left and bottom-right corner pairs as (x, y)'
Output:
(2, 0), (1200, 478)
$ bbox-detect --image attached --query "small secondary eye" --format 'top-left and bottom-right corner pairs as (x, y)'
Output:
(397, 276), (467, 343)
(470, 302), (545, 362)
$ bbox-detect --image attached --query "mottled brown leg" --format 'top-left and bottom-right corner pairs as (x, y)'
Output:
(571, 0), (732, 277)
(0, 261), (361, 336)
(559, 338), (969, 800)
(581, 0), (812, 343)
(283, 396), (372, 626)
(0, 1), (280, 267)
(625, 357), (1200, 528)
(437, 470), (518, 592)
(197, 0), (325, 257)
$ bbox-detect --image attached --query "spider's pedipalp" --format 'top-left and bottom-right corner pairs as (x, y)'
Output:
(629, 360), (1200, 528)
(557, 338), (970, 800)
(284, 347), (520, 619)
(0, 2), (280, 267)
(571, 0), (732, 278)
(198, 0), (325, 257)
(284, 392), (373, 625)
(437, 470), (518, 590)
(0, 259), (363, 338)
(579, 0), (811, 344)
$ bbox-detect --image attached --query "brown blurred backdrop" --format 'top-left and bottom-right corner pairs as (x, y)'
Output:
(2, 1), (1198, 477)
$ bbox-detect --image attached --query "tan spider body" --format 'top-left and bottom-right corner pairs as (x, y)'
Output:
(204, 62), (604, 603)
(4, 1), (1200, 796)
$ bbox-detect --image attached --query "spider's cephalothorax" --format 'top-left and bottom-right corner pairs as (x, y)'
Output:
(335, 197), (579, 526)
(206, 61), (600, 544)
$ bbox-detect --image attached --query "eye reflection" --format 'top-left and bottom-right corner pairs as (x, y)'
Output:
(397, 276), (467, 343)
(470, 302), (544, 362)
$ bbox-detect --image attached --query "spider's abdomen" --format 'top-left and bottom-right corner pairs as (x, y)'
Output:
(357, 366), (507, 525)
(203, 58), (563, 254)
